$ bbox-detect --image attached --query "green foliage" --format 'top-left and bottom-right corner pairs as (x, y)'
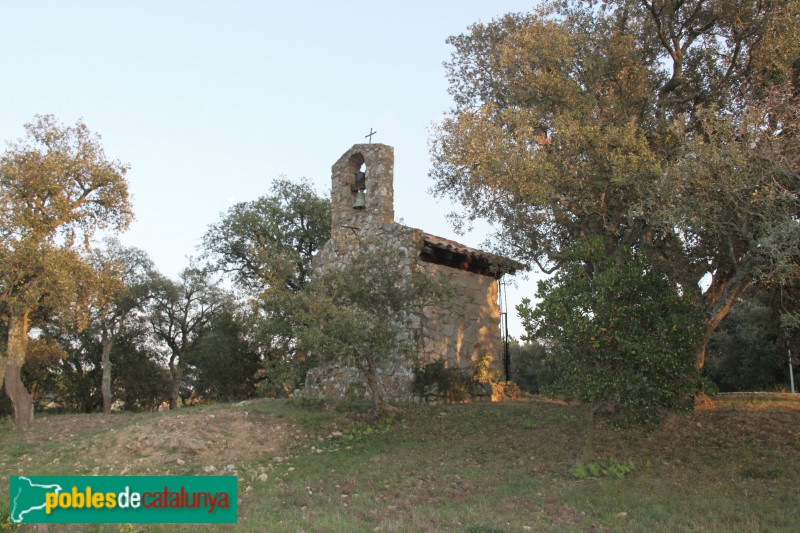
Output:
(412, 360), (472, 403)
(110, 334), (171, 411)
(464, 526), (507, 533)
(520, 239), (702, 427)
(255, 285), (320, 397)
(431, 1), (800, 368)
(508, 340), (557, 394)
(89, 239), (155, 412)
(203, 177), (330, 293)
(188, 310), (261, 402)
(0, 510), (20, 532)
(147, 267), (228, 408)
(203, 178), (332, 396)
(290, 396), (324, 410)
(706, 288), (795, 392)
(338, 415), (395, 443)
(344, 381), (366, 402)
(0, 114), (133, 245)
(29, 320), (170, 413)
(571, 458), (636, 480)
(0, 115), (133, 319)
(0, 115), (133, 425)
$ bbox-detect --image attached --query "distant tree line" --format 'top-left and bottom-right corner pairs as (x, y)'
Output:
(0, 115), (332, 424)
(512, 283), (799, 397)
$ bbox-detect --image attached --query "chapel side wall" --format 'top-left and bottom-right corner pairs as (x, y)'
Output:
(314, 224), (505, 374)
(415, 262), (503, 373)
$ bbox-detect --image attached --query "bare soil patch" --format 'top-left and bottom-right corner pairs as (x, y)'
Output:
(3, 401), (306, 478)
(104, 404), (305, 474)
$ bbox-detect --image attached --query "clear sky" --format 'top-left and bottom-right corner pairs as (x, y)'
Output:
(0, 1), (539, 338)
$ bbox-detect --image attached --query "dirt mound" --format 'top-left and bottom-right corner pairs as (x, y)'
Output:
(6, 401), (306, 477)
(104, 403), (305, 474)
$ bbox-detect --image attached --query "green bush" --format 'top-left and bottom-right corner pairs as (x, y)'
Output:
(705, 289), (793, 392)
(412, 360), (471, 403)
(519, 240), (702, 427)
(508, 340), (557, 393)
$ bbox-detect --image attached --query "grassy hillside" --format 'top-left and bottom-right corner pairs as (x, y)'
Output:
(1, 394), (799, 532)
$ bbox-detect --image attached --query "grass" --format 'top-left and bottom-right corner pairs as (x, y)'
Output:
(1, 394), (799, 531)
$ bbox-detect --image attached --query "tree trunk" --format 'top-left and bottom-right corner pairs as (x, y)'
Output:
(696, 279), (750, 370)
(5, 311), (34, 427)
(168, 361), (183, 410)
(101, 332), (113, 414)
(581, 402), (598, 464)
(363, 361), (385, 412)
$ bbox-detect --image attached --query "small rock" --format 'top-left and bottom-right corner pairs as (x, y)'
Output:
(616, 512), (628, 518)
(203, 465), (216, 473)
(226, 464), (235, 471)
(177, 437), (207, 454)
(258, 474), (269, 482)
(176, 458), (186, 465)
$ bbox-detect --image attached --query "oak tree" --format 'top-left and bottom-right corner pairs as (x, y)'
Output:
(0, 115), (132, 425)
(203, 178), (331, 294)
(431, 0), (800, 368)
(203, 178), (331, 394)
(147, 267), (227, 409)
(89, 240), (154, 413)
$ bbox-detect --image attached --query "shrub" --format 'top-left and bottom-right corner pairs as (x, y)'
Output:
(412, 360), (471, 403)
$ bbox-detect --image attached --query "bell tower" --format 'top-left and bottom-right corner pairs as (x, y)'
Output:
(330, 143), (394, 234)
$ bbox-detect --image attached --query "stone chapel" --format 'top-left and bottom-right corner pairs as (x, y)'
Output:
(301, 143), (524, 401)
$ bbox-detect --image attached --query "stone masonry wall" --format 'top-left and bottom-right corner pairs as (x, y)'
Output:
(416, 262), (502, 371)
(306, 223), (503, 402)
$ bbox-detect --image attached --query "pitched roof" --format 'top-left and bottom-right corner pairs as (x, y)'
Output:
(421, 232), (527, 277)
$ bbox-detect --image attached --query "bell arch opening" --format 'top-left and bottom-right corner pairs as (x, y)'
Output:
(345, 153), (367, 210)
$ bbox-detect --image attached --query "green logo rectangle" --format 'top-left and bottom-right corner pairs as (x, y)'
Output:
(9, 476), (237, 523)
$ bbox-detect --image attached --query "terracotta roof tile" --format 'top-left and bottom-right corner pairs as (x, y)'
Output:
(421, 232), (527, 275)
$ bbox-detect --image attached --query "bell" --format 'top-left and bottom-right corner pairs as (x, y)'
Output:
(353, 190), (366, 210)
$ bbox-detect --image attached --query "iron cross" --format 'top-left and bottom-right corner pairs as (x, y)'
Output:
(365, 128), (377, 143)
